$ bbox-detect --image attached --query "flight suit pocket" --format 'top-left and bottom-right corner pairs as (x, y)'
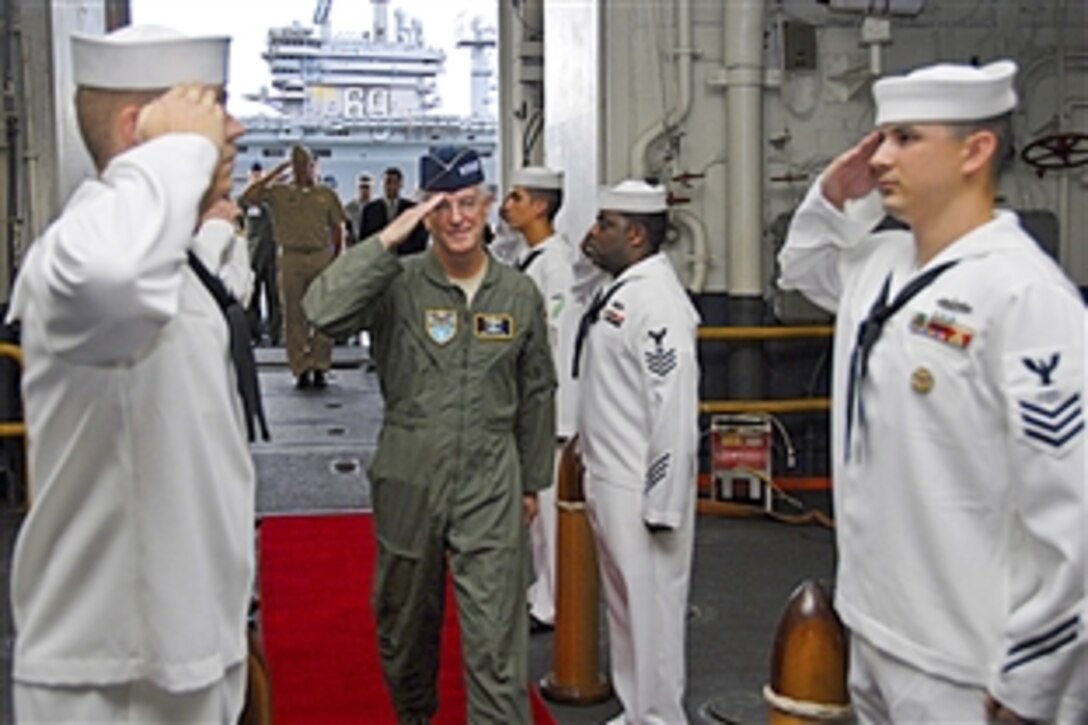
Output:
(477, 343), (519, 413)
(368, 426), (432, 557)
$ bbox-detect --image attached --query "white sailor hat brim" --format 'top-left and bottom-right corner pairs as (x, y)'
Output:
(873, 60), (1018, 126)
(510, 166), (563, 191)
(72, 25), (229, 90)
(597, 180), (668, 214)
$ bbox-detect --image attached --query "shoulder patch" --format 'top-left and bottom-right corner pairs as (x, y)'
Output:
(644, 327), (677, 377)
(1005, 346), (1084, 456)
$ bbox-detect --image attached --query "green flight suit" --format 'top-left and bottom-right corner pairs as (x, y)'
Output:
(303, 236), (556, 724)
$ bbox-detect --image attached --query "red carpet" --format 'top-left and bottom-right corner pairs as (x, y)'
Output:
(258, 513), (556, 724)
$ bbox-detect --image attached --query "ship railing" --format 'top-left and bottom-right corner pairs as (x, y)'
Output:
(697, 325), (832, 415)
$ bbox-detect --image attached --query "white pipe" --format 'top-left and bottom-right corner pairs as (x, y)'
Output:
(671, 208), (709, 293)
(628, 0), (694, 178)
(725, 0), (766, 296)
(1056, 0), (1070, 266)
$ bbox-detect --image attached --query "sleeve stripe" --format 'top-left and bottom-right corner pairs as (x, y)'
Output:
(1007, 614), (1079, 656)
(1003, 631), (1079, 674)
(645, 453), (671, 492)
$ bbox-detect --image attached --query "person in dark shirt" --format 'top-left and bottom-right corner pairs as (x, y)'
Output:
(359, 166), (428, 255)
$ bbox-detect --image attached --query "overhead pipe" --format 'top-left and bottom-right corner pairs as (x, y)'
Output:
(628, 0), (694, 179)
(1054, 0), (1071, 266)
(724, 0), (766, 298)
(717, 0), (768, 401)
(3, 0), (19, 290)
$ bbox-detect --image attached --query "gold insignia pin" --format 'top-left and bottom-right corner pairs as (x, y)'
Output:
(911, 367), (934, 394)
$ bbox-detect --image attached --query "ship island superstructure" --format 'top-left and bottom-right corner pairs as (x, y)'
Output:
(232, 0), (497, 197)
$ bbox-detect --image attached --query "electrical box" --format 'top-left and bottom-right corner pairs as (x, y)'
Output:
(710, 414), (773, 510)
(783, 21), (818, 71)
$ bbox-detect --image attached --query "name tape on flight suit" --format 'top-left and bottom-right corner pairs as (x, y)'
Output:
(474, 313), (515, 340)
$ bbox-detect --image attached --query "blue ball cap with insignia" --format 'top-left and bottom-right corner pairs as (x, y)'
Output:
(419, 146), (484, 192)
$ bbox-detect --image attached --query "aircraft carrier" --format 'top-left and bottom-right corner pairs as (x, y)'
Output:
(231, 0), (497, 195)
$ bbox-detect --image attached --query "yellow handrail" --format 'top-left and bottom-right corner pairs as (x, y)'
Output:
(0, 341), (22, 367)
(698, 325), (833, 341)
(700, 398), (830, 415)
(0, 342), (28, 508)
(698, 325), (831, 415)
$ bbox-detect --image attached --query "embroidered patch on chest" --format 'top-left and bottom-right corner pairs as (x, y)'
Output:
(604, 305), (625, 327)
(474, 313), (515, 340)
(425, 308), (459, 346)
(909, 311), (974, 350)
(644, 327), (677, 377)
(549, 293), (566, 320)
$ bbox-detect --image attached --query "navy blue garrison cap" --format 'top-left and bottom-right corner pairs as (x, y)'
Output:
(419, 146), (484, 192)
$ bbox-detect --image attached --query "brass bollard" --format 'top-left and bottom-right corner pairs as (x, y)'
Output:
(540, 436), (612, 704)
(765, 579), (852, 723)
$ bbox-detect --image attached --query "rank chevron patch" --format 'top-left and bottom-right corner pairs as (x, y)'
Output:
(1017, 393), (1084, 450)
(644, 327), (677, 377)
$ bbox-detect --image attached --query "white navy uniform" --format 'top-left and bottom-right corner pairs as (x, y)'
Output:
(518, 233), (581, 624)
(1059, 315), (1088, 723)
(7, 135), (256, 698)
(779, 179), (1085, 719)
(578, 252), (700, 724)
(193, 217), (254, 307)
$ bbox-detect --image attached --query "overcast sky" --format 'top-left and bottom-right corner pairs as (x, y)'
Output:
(129, 0), (496, 116)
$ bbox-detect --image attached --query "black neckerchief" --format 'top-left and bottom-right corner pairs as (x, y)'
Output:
(188, 252), (270, 442)
(517, 248), (544, 273)
(844, 260), (958, 458)
(572, 280), (628, 379)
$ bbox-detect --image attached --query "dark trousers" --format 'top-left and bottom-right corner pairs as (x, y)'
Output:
(248, 247), (281, 345)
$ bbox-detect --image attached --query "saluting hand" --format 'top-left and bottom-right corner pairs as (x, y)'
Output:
(135, 84), (226, 154)
(378, 193), (445, 250)
(267, 160), (292, 183)
(821, 131), (883, 211)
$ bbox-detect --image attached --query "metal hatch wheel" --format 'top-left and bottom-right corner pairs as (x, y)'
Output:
(1020, 132), (1088, 176)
